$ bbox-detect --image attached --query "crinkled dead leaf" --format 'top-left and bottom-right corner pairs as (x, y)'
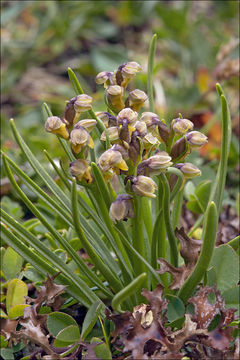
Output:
(189, 286), (225, 329)
(157, 258), (193, 290)
(141, 284), (168, 317)
(175, 227), (202, 265)
(28, 274), (66, 312)
(0, 318), (18, 340)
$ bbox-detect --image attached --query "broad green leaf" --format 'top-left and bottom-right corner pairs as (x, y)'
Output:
(195, 180), (212, 210)
(81, 301), (103, 340)
(222, 286), (239, 315)
(0, 335), (8, 348)
(8, 304), (30, 320)
(47, 312), (78, 337)
(23, 266), (44, 282)
(166, 295), (185, 322)
(0, 348), (14, 360)
(2, 247), (23, 280)
(184, 181), (195, 201)
(54, 325), (80, 347)
(186, 195), (203, 214)
(6, 279), (28, 314)
(90, 337), (112, 360)
(210, 244), (239, 292)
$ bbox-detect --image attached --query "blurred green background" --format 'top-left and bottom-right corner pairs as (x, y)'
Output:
(1, 0), (239, 211)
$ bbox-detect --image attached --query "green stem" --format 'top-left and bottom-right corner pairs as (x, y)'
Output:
(159, 173), (178, 267)
(147, 34), (157, 112)
(141, 197), (153, 243)
(178, 202), (218, 303)
(167, 167), (184, 203)
(132, 196), (147, 276)
(112, 273), (147, 313)
(171, 189), (183, 230)
(71, 179), (122, 294)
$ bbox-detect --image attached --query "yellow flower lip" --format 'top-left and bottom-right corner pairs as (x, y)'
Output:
(99, 149), (128, 173)
(45, 116), (69, 139)
(70, 159), (92, 183)
(70, 126), (93, 153)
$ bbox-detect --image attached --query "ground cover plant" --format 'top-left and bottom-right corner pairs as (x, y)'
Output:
(1, 33), (239, 359)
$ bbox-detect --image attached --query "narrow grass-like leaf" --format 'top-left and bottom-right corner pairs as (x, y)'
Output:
(1, 224), (93, 308)
(160, 173), (178, 267)
(71, 179), (122, 293)
(147, 34), (157, 112)
(91, 162), (112, 209)
(3, 152), (73, 228)
(210, 84), (231, 215)
(9, 119), (71, 212)
(112, 273), (147, 313)
(2, 158), (109, 301)
(178, 202), (218, 303)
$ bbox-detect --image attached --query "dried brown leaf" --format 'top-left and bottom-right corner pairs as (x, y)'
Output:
(175, 227), (202, 265)
(157, 258), (193, 290)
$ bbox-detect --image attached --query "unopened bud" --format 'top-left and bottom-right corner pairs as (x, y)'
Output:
(45, 116), (69, 139)
(117, 108), (138, 126)
(175, 163), (201, 179)
(75, 119), (96, 132)
(99, 149), (128, 173)
(170, 137), (188, 160)
(74, 94), (92, 113)
(64, 97), (77, 127)
(157, 121), (170, 144)
(171, 118), (194, 135)
(70, 126), (94, 154)
(106, 85), (124, 113)
(70, 159), (92, 183)
(119, 119), (130, 144)
(186, 131), (208, 148)
(126, 89), (148, 112)
(129, 131), (141, 164)
(131, 175), (157, 198)
(100, 126), (119, 142)
(96, 112), (117, 127)
(109, 194), (134, 223)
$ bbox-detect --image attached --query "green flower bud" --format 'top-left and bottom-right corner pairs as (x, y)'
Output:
(132, 175), (157, 198)
(99, 149), (128, 173)
(117, 108), (138, 126)
(106, 85), (125, 113)
(96, 112), (117, 127)
(171, 117), (194, 135)
(100, 126), (119, 142)
(74, 94), (92, 113)
(126, 89), (148, 112)
(70, 159), (92, 183)
(70, 126), (94, 154)
(175, 162), (201, 179)
(186, 131), (208, 148)
(109, 194), (134, 223)
(45, 116), (69, 139)
(75, 119), (97, 132)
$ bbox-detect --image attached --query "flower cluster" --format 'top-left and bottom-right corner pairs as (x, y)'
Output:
(45, 62), (208, 223)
